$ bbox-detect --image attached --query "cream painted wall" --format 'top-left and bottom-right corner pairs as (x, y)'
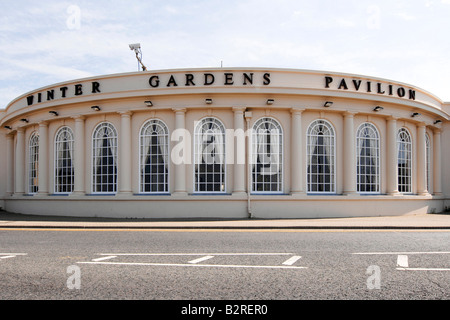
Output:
(0, 68), (448, 218)
(442, 121), (450, 205)
(0, 128), (5, 209)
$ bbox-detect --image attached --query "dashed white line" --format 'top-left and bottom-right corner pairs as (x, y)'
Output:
(97, 253), (294, 256)
(0, 253), (27, 259)
(397, 267), (450, 271)
(282, 256), (302, 266)
(92, 255), (117, 262)
(80, 252), (307, 269)
(189, 255), (214, 264)
(76, 261), (308, 269)
(352, 251), (449, 271)
(352, 251), (450, 255)
(397, 255), (409, 268)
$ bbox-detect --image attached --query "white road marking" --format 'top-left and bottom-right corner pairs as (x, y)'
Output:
(0, 253), (27, 259)
(76, 261), (308, 269)
(97, 253), (294, 256)
(397, 255), (409, 268)
(92, 255), (117, 262)
(352, 251), (449, 271)
(188, 255), (214, 264)
(396, 267), (450, 271)
(80, 252), (307, 269)
(353, 251), (450, 255)
(282, 256), (302, 266)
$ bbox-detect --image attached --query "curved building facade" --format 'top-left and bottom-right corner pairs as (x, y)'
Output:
(0, 68), (449, 219)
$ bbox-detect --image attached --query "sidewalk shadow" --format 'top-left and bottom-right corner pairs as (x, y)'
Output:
(0, 210), (250, 223)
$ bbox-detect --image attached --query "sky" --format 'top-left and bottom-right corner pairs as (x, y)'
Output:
(1, 0), (450, 109)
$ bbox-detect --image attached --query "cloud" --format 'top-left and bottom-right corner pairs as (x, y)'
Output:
(395, 12), (416, 21)
(0, 0), (450, 109)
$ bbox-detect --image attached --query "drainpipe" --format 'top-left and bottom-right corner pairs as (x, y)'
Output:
(245, 111), (253, 219)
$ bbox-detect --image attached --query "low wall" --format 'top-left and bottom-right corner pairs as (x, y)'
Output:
(2, 194), (445, 219)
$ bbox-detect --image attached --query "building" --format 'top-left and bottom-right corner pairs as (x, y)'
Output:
(0, 67), (448, 219)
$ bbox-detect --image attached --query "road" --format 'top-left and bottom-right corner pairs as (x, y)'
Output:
(0, 228), (448, 305)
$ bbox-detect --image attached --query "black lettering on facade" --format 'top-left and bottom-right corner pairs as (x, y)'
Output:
(263, 73), (271, 85)
(323, 76), (415, 101)
(338, 79), (348, 90)
(204, 73), (215, 85)
(352, 80), (361, 91)
(92, 81), (101, 93)
(224, 73), (234, 85)
(166, 75), (178, 87)
(149, 76), (160, 88)
(243, 73), (253, 85)
(47, 90), (54, 101)
(74, 84), (83, 96)
(147, 72), (272, 88)
(60, 87), (68, 98)
(185, 74), (195, 86)
(23, 81), (102, 106)
(27, 95), (34, 106)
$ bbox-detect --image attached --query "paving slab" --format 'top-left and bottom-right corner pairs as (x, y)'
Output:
(0, 211), (449, 229)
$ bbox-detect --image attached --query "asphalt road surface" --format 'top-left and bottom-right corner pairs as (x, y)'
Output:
(1, 228), (448, 305)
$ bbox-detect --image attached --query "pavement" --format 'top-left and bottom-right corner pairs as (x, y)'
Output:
(0, 210), (450, 229)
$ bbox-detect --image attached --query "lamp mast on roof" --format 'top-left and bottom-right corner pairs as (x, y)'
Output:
(129, 43), (147, 71)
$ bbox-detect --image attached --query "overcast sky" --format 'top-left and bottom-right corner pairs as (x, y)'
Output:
(1, 0), (450, 109)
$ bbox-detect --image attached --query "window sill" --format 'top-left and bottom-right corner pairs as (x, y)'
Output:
(190, 193), (231, 196)
(134, 193), (171, 196)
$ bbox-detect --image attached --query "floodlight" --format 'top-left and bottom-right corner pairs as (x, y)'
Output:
(373, 106), (384, 111)
(129, 43), (147, 71)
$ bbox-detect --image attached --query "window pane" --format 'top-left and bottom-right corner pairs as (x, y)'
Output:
(55, 127), (74, 193)
(92, 123), (118, 193)
(397, 128), (412, 193)
(140, 119), (169, 193)
(307, 120), (335, 193)
(251, 117), (283, 193)
(28, 132), (39, 194)
(356, 123), (380, 193)
(194, 118), (226, 193)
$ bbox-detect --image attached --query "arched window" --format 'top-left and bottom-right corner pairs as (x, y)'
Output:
(251, 117), (283, 193)
(194, 117), (226, 193)
(425, 133), (431, 192)
(139, 119), (169, 193)
(307, 119), (335, 193)
(28, 132), (39, 194)
(92, 122), (118, 193)
(54, 127), (74, 193)
(356, 123), (380, 193)
(397, 128), (412, 193)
